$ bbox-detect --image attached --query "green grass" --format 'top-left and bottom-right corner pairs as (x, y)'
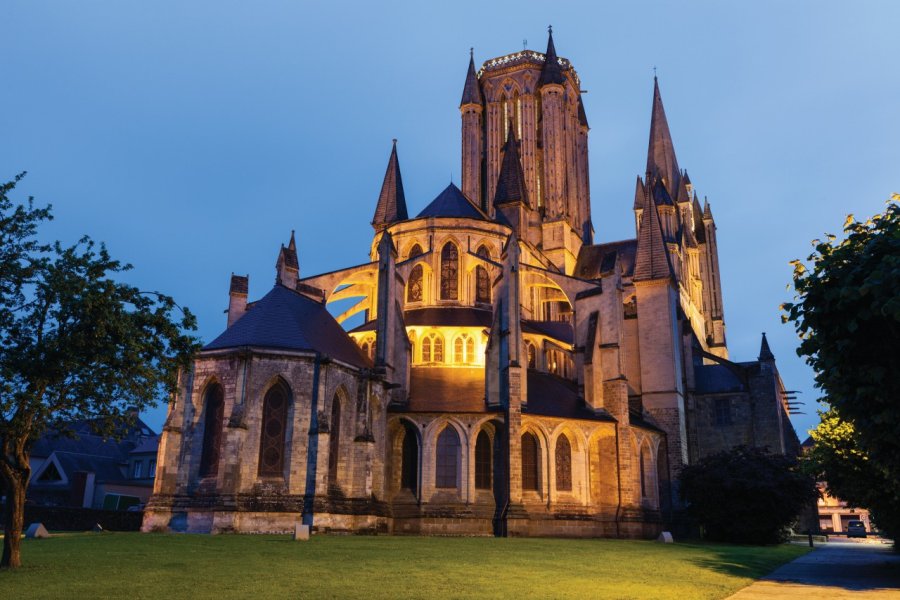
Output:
(0, 533), (808, 599)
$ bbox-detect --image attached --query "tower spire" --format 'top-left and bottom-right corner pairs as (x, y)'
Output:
(460, 48), (483, 107)
(494, 121), (528, 207)
(538, 26), (566, 87)
(633, 181), (673, 281)
(646, 76), (680, 191)
(758, 332), (775, 361)
(371, 139), (408, 231)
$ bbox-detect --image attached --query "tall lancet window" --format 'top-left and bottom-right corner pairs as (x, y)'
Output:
(522, 432), (540, 492)
(258, 381), (290, 478)
(199, 383), (224, 478)
(407, 244), (424, 303)
(475, 430), (492, 490)
(328, 394), (341, 486)
(440, 242), (459, 300)
(555, 434), (572, 492)
(475, 245), (491, 304)
(435, 427), (460, 489)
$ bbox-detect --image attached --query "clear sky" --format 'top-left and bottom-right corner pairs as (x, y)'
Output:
(3, 1), (898, 437)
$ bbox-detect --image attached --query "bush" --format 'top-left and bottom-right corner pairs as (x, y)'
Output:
(679, 446), (817, 544)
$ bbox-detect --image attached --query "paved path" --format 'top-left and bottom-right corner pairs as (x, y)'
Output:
(729, 541), (900, 598)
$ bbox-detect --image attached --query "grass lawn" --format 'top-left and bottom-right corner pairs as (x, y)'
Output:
(0, 533), (808, 599)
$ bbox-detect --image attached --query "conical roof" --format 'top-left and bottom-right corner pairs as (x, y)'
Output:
(204, 285), (372, 368)
(417, 183), (488, 220)
(758, 332), (775, 361)
(633, 183), (673, 282)
(494, 123), (529, 207)
(538, 27), (566, 87)
(460, 49), (483, 107)
(278, 231), (299, 270)
(647, 77), (681, 191)
(372, 140), (408, 230)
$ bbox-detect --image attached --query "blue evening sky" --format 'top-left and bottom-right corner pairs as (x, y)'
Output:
(3, 1), (898, 437)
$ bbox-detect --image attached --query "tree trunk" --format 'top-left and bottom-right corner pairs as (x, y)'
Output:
(1, 471), (26, 569)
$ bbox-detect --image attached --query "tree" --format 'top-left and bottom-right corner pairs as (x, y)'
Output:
(783, 196), (900, 545)
(679, 446), (817, 544)
(0, 173), (199, 569)
(804, 410), (900, 542)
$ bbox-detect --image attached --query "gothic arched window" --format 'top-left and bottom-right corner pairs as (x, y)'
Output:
(199, 383), (224, 478)
(440, 242), (459, 300)
(328, 394), (342, 486)
(408, 243), (423, 259)
(522, 432), (540, 492)
(407, 264), (424, 303)
(640, 447), (647, 498)
(526, 342), (536, 369)
(401, 424), (418, 494)
(257, 382), (289, 478)
(422, 333), (444, 363)
(435, 427), (460, 489)
(555, 434), (572, 492)
(476, 246), (491, 304)
(475, 430), (492, 490)
(453, 334), (475, 364)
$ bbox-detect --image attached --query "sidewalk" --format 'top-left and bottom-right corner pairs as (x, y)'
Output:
(728, 541), (900, 598)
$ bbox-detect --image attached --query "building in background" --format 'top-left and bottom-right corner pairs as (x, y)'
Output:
(801, 437), (874, 534)
(28, 415), (159, 511)
(144, 30), (798, 537)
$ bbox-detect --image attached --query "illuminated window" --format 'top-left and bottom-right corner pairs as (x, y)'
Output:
(422, 333), (444, 363)
(435, 427), (460, 489)
(199, 383), (224, 478)
(476, 245), (491, 304)
(522, 432), (540, 491)
(555, 435), (572, 492)
(475, 430), (492, 490)
(407, 264), (424, 302)
(453, 334), (475, 364)
(440, 242), (459, 300)
(258, 381), (290, 478)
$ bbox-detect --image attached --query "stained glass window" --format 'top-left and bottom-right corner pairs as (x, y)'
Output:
(436, 427), (460, 489)
(407, 264), (424, 302)
(328, 394), (341, 485)
(522, 432), (540, 491)
(476, 246), (491, 304)
(475, 430), (492, 490)
(440, 243), (459, 300)
(555, 435), (572, 491)
(199, 384), (224, 478)
(257, 382), (289, 478)
(401, 426), (418, 493)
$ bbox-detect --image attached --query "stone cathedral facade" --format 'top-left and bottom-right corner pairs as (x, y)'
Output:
(143, 31), (799, 537)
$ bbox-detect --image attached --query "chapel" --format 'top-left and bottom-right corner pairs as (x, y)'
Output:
(143, 30), (799, 537)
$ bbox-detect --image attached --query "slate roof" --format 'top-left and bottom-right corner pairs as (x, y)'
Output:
(629, 411), (666, 433)
(633, 182), (674, 282)
(647, 77), (681, 191)
(204, 284), (372, 368)
(494, 124), (529, 207)
(523, 320), (574, 344)
(692, 196), (707, 243)
(524, 371), (616, 422)
(575, 239), (638, 279)
(54, 451), (127, 483)
(31, 418), (156, 459)
(372, 140), (408, 228)
(460, 50), (483, 106)
(416, 183), (488, 220)
(758, 332), (775, 361)
(694, 364), (746, 394)
(538, 28), (566, 87)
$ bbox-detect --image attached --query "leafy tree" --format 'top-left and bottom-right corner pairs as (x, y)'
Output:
(804, 410), (900, 542)
(679, 446), (817, 544)
(783, 196), (900, 545)
(0, 173), (199, 569)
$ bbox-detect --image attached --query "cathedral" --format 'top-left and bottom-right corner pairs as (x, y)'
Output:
(143, 30), (799, 538)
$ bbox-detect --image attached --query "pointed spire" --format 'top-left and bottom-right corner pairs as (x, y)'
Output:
(494, 122), (529, 207)
(682, 169), (691, 186)
(577, 95), (589, 128)
(692, 195), (706, 243)
(538, 26), (566, 87)
(460, 48), (483, 107)
(759, 332), (775, 361)
(633, 182), (673, 282)
(372, 139), (408, 231)
(646, 77), (681, 191)
(703, 198), (713, 220)
(276, 230), (299, 287)
(633, 175), (645, 210)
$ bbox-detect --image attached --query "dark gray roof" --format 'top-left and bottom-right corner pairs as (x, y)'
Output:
(494, 124), (529, 207)
(460, 51), (483, 106)
(524, 371), (615, 422)
(538, 29), (566, 87)
(129, 436), (159, 455)
(523, 320), (573, 345)
(372, 140), (408, 228)
(629, 411), (666, 433)
(205, 285), (372, 368)
(416, 183), (487, 220)
(633, 184), (674, 282)
(31, 418), (156, 460)
(54, 451), (126, 483)
(646, 77), (681, 191)
(694, 364), (746, 394)
(758, 332), (775, 361)
(575, 239), (637, 279)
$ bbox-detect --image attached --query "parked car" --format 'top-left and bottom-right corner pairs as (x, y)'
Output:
(846, 520), (867, 538)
